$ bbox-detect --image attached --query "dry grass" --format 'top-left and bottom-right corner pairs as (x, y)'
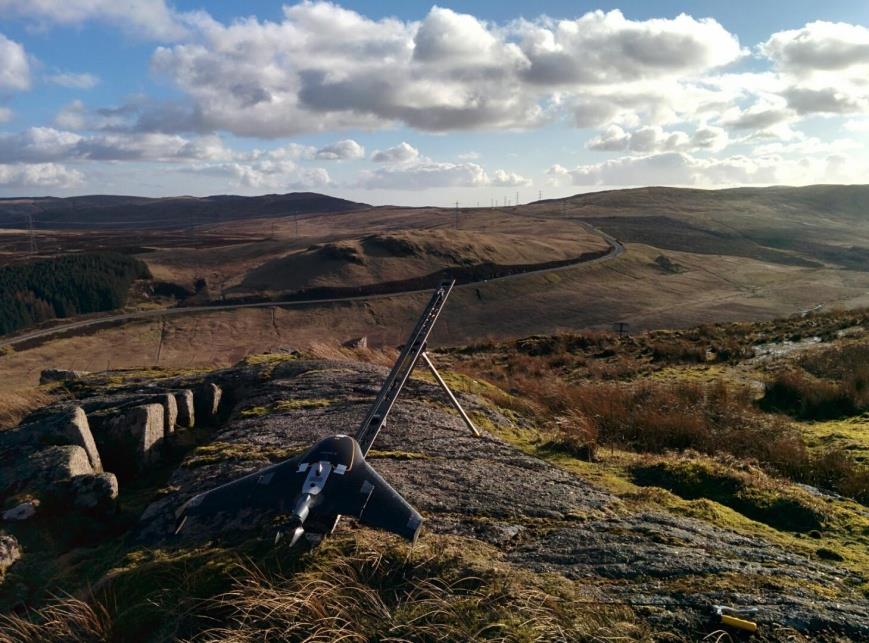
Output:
(0, 596), (111, 642)
(188, 534), (642, 643)
(0, 532), (645, 643)
(456, 331), (869, 503)
(761, 366), (869, 420)
(807, 448), (869, 504)
(0, 386), (56, 430)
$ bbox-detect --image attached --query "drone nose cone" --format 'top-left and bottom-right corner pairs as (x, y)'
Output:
(275, 524), (306, 547)
(288, 526), (306, 547)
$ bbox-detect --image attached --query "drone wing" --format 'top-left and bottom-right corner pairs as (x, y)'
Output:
(327, 457), (423, 542)
(174, 456), (303, 533)
(173, 437), (422, 544)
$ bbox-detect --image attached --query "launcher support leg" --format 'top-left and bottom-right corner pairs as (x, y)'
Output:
(420, 352), (481, 437)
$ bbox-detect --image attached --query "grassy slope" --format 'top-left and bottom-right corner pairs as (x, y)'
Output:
(2, 311), (868, 640)
(237, 229), (603, 293)
(440, 308), (869, 584)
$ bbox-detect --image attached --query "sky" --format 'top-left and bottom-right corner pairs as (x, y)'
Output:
(1, 1), (869, 206)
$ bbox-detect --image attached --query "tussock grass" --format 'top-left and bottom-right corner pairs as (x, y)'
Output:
(762, 367), (869, 420)
(0, 596), (111, 642)
(0, 387), (56, 430)
(0, 532), (645, 643)
(452, 316), (869, 504)
(189, 533), (643, 643)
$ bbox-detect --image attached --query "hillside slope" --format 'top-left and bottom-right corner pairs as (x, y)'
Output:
(237, 229), (606, 293)
(0, 192), (369, 230)
(2, 310), (868, 640)
(530, 185), (869, 270)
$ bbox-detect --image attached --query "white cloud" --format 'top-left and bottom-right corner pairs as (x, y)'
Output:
(194, 160), (331, 191)
(0, 0), (200, 41)
(144, 3), (744, 137)
(751, 136), (861, 157)
(514, 10), (744, 86)
(0, 126), (232, 163)
(491, 169), (531, 187)
(844, 119), (869, 133)
(358, 160), (489, 190)
(549, 149), (868, 188)
(54, 100), (87, 129)
(457, 151), (480, 160)
(760, 21), (869, 74)
(45, 71), (99, 89)
(758, 22), (869, 120)
(0, 107), (12, 122)
(0, 33), (30, 91)
(782, 87), (866, 115)
(720, 99), (795, 130)
(0, 162), (83, 188)
(554, 152), (780, 187)
(360, 143), (529, 190)
(371, 142), (420, 164)
(588, 124), (728, 153)
(587, 124), (630, 151)
(314, 139), (364, 160)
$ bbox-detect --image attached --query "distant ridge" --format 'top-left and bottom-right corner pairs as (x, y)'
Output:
(0, 192), (370, 230)
(540, 184), (869, 219)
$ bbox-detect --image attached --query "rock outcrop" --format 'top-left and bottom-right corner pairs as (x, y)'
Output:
(81, 392), (178, 436)
(0, 533), (21, 577)
(2, 406), (101, 472)
(89, 404), (164, 477)
(71, 473), (119, 513)
(1, 501), (38, 522)
(39, 369), (89, 385)
(342, 336), (368, 349)
(194, 382), (222, 424)
(174, 389), (195, 428)
(0, 374), (204, 531)
(0, 444), (94, 500)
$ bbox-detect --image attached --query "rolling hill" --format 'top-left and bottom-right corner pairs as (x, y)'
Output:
(532, 185), (869, 270)
(0, 192), (369, 230)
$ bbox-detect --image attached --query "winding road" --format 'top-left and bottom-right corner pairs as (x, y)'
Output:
(0, 222), (624, 349)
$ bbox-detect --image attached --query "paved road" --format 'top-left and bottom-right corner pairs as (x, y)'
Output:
(0, 223), (624, 348)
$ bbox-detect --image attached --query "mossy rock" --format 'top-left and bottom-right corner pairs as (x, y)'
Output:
(631, 458), (826, 533)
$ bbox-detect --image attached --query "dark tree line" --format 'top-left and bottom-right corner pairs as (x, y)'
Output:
(0, 253), (151, 335)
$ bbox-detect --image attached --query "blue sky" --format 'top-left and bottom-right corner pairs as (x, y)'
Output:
(1, 1), (868, 205)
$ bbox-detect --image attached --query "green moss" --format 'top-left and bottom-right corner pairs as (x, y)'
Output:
(631, 457), (825, 532)
(239, 405), (270, 418)
(238, 397), (333, 418)
(275, 398), (332, 411)
(367, 450), (429, 460)
(183, 442), (302, 468)
(242, 352), (300, 366)
(799, 415), (869, 462)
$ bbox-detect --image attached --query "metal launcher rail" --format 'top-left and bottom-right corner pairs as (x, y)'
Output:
(355, 279), (479, 456)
